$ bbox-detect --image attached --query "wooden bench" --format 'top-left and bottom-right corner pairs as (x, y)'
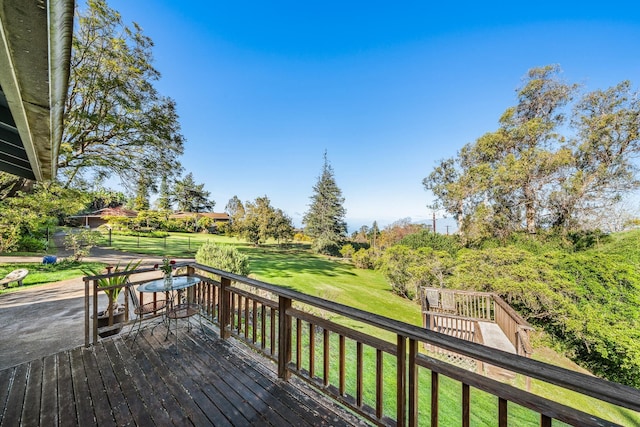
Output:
(0, 269), (29, 288)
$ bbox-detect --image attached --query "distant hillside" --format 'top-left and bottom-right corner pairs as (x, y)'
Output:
(444, 230), (640, 388)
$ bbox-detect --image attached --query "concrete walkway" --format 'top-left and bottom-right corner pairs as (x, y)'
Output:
(0, 240), (195, 370)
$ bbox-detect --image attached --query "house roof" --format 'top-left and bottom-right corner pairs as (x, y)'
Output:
(0, 0), (75, 180)
(73, 207), (138, 218)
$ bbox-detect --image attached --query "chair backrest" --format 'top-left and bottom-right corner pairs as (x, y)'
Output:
(126, 283), (140, 311)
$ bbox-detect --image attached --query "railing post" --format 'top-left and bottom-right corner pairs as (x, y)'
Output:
(278, 296), (292, 380)
(220, 277), (231, 339)
(397, 334), (407, 427)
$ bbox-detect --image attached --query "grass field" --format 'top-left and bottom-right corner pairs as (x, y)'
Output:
(2, 230), (637, 424)
(0, 261), (104, 294)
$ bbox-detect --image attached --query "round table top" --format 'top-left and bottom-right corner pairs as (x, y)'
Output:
(137, 276), (201, 293)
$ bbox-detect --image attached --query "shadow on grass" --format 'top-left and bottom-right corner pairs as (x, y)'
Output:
(239, 244), (357, 279)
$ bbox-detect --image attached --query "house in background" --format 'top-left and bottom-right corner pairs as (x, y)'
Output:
(70, 207), (138, 228)
(169, 211), (230, 232)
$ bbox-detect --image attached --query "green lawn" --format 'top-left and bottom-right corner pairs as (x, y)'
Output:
(3, 231), (636, 424)
(0, 261), (104, 293)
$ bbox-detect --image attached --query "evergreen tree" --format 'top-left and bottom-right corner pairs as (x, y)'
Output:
(157, 175), (173, 211)
(173, 172), (214, 212)
(303, 152), (347, 255)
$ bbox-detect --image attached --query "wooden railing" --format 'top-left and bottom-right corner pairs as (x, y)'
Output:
(420, 287), (533, 357)
(84, 265), (640, 426)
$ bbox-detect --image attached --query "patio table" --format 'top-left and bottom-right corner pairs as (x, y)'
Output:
(137, 276), (204, 351)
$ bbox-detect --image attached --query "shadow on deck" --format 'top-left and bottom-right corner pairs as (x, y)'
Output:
(0, 323), (367, 426)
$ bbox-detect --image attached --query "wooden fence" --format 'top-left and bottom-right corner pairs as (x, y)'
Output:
(420, 287), (533, 357)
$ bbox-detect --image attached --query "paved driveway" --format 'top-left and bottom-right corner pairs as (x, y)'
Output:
(0, 245), (195, 370)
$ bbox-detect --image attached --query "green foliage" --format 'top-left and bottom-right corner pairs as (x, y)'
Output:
(339, 243), (355, 258)
(64, 229), (102, 261)
(303, 152), (347, 255)
(195, 241), (250, 276)
(398, 229), (461, 255)
(173, 173), (215, 213)
(82, 259), (142, 309)
(60, 0), (184, 189)
(424, 65), (640, 240)
(352, 247), (376, 269)
(0, 182), (87, 252)
(17, 236), (47, 252)
(239, 196), (294, 246)
(442, 232), (640, 388)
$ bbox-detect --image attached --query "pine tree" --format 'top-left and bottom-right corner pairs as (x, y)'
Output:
(303, 152), (347, 255)
(157, 175), (173, 211)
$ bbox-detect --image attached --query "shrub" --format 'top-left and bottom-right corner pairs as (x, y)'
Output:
(64, 229), (102, 261)
(339, 243), (355, 258)
(195, 241), (250, 276)
(352, 248), (374, 269)
(17, 235), (47, 252)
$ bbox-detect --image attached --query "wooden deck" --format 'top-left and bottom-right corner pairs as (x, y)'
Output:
(0, 323), (367, 426)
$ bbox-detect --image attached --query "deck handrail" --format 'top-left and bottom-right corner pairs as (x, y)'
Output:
(189, 263), (640, 414)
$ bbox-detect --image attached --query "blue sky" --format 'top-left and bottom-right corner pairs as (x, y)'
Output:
(105, 0), (640, 232)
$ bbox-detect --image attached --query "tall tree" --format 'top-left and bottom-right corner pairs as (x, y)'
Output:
(59, 0), (184, 190)
(132, 176), (150, 211)
(225, 195), (245, 235)
(173, 172), (214, 212)
(156, 175), (173, 211)
(303, 152), (347, 255)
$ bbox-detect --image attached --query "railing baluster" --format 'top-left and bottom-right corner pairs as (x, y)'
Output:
(356, 341), (363, 407)
(541, 414), (552, 427)
(261, 304), (266, 349)
(244, 296), (250, 339)
(462, 383), (470, 427)
(252, 300), (258, 344)
(237, 295), (242, 335)
(376, 348), (383, 419)
(431, 371), (439, 427)
(323, 328), (330, 387)
(296, 318), (302, 370)
(408, 339), (418, 427)
(309, 323), (316, 378)
(270, 307), (276, 356)
(499, 398), (507, 427)
(339, 335), (345, 396)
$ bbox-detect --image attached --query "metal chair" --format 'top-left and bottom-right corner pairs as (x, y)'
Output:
(126, 285), (167, 342)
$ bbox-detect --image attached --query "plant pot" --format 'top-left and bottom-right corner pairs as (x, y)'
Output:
(93, 307), (126, 337)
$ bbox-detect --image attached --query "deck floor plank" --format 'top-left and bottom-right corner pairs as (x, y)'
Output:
(92, 339), (134, 426)
(133, 331), (213, 426)
(21, 358), (43, 426)
(102, 339), (156, 426)
(81, 347), (115, 425)
(69, 347), (96, 426)
(40, 354), (59, 426)
(177, 332), (286, 426)
(142, 328), (228, 426)
(185, 333), (314, 426)
(122, 335), (193, 427)
(113, 337), (176, 426)
(56, 352), (78, 427)
(2, 363), (27, 426)
(0, 366), (15, 424)
(0, 321), (368, 427)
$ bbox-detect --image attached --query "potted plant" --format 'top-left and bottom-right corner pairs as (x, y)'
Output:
(83, 259), (142, 337)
